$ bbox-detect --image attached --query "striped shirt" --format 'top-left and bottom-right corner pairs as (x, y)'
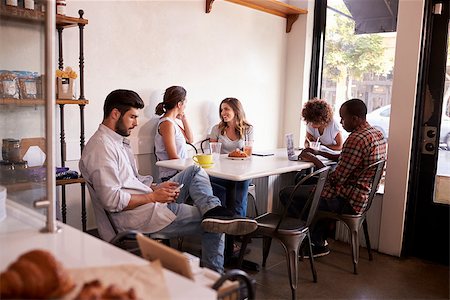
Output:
(321, 122), (387, 214)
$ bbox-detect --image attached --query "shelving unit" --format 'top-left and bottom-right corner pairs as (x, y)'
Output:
(1, 5), (89, 231)
(206, 0), (307, 32)
(56, 9), (89, 232)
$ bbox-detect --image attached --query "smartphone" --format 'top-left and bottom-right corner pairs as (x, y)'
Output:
(175, 183), (184, 192)
(252, 152), (274, 157)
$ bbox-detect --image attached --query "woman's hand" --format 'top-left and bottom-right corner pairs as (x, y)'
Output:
(176, 112), (186, 120)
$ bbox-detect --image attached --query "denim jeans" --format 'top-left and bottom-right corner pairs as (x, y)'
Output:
(156, 165), (225, 273)
(210, 177), (251, 217)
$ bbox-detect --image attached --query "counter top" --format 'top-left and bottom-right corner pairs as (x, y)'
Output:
(0, 201), (216, 299)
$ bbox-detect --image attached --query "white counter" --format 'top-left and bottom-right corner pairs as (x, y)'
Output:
(0, 201), (216, 300)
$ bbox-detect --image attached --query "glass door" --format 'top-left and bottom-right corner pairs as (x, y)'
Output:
(404, 0), (449, 265)
(0, 2), (56, 232)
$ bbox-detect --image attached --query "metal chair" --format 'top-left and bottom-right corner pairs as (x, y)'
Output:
(84, 181), (182, 254)
(237, 166), (330, 300)
(315, 159), (386, 274)
(104, 208), (183, 252)
(200, 138), (210, 153)
(212, 269), (256, 300)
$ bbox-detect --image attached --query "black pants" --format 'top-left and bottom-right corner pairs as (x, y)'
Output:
(279, 185), (356, 246)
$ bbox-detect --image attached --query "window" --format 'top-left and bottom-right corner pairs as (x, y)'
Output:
(319, 0), (397, 143)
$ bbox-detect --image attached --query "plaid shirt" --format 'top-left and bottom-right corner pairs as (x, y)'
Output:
(321, 122), (387, 214)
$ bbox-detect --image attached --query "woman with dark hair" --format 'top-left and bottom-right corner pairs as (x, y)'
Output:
(209, 97), (254, 217)
(154, 86), (194, 181)
(302, 98), (343, 151)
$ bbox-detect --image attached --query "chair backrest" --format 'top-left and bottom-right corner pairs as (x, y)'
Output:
(277, 166), (330, 230)
(84, 181), (118, 242)
(200, 138), (210, 153)
(360, 159), (386, 214)
(186, 142), (198, 157)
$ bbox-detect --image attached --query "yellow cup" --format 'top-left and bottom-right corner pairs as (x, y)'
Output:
(192, 154), (214, 167)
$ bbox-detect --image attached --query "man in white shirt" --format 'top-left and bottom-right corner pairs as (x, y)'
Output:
(79, 89), (257, 273)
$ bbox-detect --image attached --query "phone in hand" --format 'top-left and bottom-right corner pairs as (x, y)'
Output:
(174, 183), (184, 192)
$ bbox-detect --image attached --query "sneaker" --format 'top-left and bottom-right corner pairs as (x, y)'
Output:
(202, 217), (257, 235)
(302, 244), (330, 259)
(203, 206), (234, 218)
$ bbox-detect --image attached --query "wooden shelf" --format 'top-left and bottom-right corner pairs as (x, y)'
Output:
(57, 99), (89, 105)
(56, 13), (88, 29)
(0, 98), (89, 106)
(3, 181), (45, 193)
(206, 0), (307, 32)
(0, 98), (45, 106)
(56, 178), (85, 186)
(0, 4), (88, 28)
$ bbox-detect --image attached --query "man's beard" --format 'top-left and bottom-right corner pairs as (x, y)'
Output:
(115, 117), (130, 137)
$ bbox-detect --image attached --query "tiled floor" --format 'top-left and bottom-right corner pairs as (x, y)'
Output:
(228, 238), (450, 299)
(89, 228), (449, 299)
(181, 235), (449, 299)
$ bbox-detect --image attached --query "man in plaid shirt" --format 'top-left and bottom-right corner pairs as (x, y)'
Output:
(281, 98), (387, 257)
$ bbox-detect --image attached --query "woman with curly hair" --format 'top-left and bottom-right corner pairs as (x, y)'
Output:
(302, 98), (343, 151)
(209, 97), (253, 217)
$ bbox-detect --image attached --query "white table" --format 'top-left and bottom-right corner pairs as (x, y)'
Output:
(0, 201), (216, 300)
(156, 148), (321, 212)
(156, 148), (314, 182)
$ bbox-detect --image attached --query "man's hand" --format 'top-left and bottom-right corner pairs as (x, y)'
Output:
(149, 187), (180, 203)
(302, 147), (319, 156)
(298, 149), (325, 168)
(153, 181), (179, 191)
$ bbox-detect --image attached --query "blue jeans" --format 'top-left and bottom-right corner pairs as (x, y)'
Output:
(210, 177), (251, 217)
(155, 165), (225, 273)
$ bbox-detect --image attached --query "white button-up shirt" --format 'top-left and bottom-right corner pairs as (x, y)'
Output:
(80, 124), (176, 241)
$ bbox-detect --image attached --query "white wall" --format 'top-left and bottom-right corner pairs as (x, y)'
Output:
(378, 0), (425, 256)
(2, 0), (425, 258)
(60, 0), (303, 229)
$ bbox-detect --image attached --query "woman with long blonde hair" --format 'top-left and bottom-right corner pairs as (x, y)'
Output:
(210, 98), (253, 154)
(209, 97), (253, 217)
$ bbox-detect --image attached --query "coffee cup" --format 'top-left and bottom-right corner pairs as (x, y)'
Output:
(192, 154), (213, 168)
(209, 142), (222, 161)
(309, 141), (321, 151)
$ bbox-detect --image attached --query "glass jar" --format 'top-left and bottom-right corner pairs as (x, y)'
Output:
(2, 139), (13, 161)
(5, 139), (21, 163)
(56, 0), (66, 15)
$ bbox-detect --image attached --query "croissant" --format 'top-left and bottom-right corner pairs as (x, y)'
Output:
(0, 249), (75, 299)
(228, 149), (248, 158)
(75, 280), (136, 300)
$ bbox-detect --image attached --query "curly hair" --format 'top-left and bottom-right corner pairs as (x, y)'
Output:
(301, 98), (333, 125)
